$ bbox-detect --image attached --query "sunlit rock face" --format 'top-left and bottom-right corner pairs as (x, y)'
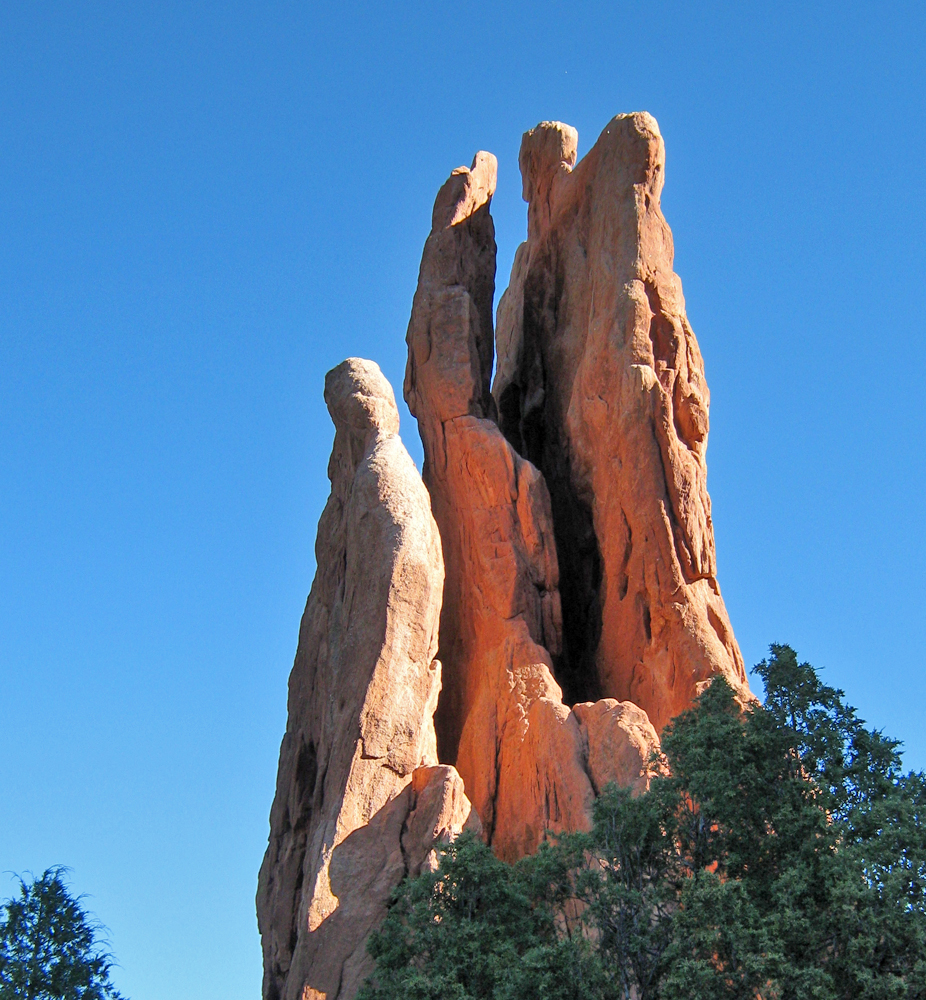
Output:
(494, 114), (750, 732)
(256, 359), (477, 1000)
(404, 151), (594, 861)
(259, 114), (752, 1000)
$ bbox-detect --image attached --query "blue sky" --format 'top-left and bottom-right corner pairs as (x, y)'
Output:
(1, 2), (924, 997)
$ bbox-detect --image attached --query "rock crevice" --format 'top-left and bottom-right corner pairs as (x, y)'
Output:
(494, 114), (750, 731)
(405, 151), (596, 860)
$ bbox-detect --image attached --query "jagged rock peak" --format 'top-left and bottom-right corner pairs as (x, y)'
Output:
(325, 357), (399, 439)
(405, 151), (498, 424)
(495, 112), (752, 730)
(431, 149), (497, 230)
(257, 357), (476, 1000)
(519, 120), (578, 234)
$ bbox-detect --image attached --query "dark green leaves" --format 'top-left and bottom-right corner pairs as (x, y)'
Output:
(358, 833), (604, 1000)
(361, 646), (926, 1000)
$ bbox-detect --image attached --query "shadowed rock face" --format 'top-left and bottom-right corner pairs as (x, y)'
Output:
(494, 115), (750, 731)
(256, 359), (477, 1000)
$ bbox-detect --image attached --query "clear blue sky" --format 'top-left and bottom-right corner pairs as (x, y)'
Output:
(1, 2), (923, 997)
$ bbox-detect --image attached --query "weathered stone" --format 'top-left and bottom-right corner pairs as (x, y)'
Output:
(573, 699), (662, 795)
(260, 114), (757, 999)
(494, 115), (751, 731)
(256, 359), (475, 1000)
(402, 764), (483, 879)
(405, 153), (595, 860)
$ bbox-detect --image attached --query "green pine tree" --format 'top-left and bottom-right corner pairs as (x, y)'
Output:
(361, 645), (926, 1000)
(0, 868), (126, 1000)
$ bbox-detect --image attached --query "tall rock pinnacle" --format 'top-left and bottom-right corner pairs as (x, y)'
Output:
(405, 152), (595, 859)
(259, 113), (752, 1000)
(495, 114), (750, 730)
(257, 359), (476, 1000)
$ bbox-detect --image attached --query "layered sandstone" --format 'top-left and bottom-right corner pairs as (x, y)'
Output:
(404, 152), (595, 860)
(256, 359), (477, 1000)
(494, 115), (750, 730)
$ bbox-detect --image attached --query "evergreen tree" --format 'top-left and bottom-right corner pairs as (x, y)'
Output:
(358, 831), (602, 1000)
(0, 868), (125, 1000)
(361, 645), (926, 1000)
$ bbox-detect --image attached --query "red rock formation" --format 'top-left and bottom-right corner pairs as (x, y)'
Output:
(494, 115), (751, 731)
(259, 113), (754, 1000)
(404, 151), (595, 861)
(256, 359), (477, 1000)
(573, 699), (662, 796)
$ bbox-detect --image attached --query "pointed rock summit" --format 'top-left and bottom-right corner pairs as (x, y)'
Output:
(495, 115), (750, 729)
(258, 114), (752, 1000)
(257, 359), (476, 1000)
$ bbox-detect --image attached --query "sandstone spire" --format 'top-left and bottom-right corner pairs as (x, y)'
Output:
(256, 359), (476, 1000)
(259, 113), (752, 1000)
(404, 152), (597, 859)
(494, 115), (750, 730)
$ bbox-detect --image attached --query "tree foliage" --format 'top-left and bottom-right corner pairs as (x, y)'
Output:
(0, 867), (125, 1000)
(360, 645), (926, 1000)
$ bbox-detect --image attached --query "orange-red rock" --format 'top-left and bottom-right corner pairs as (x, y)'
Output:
(573, 699), (662, 795)
(259, 113), (756, 1000)
(402, 764), (482, 879)
(494, 115), (751, 731)
(404, 153), (594, 860)
(256, 359), (475, 1000)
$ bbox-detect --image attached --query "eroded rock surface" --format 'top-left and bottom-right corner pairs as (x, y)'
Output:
(573, 699), (662, 796)
(259, 113), (755, 1000)
(494, 115), (751, 731)
(404, 153), (595, 860)
(256, 359), (476, 1000)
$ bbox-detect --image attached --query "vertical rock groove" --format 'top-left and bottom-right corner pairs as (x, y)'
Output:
(494, 114), (750, 731)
